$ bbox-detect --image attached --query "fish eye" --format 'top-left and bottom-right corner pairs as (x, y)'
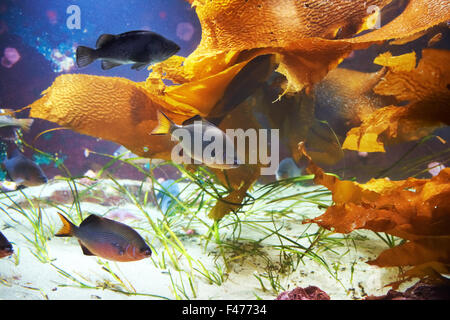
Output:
(140, 247), (152, 256)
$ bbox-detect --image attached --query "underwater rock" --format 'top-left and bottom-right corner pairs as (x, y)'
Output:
(78, 169), (98, 186)
(101, 195), (125, 206)
(365, 280), (450, 300)
(48, 189), (74, 204)
(105, 209), (140, 222)
(0, 180), (17, 192)
(275, 286), (330, 300)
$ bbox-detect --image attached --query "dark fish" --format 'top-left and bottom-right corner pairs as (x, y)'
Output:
(0, 231), (13, 258)
(2, 149), (48, 187)
(151, 111), (241, 169)
(206, 54), (277, 126)
(55, 213), (152, 262)
(76, 30), (180, 71)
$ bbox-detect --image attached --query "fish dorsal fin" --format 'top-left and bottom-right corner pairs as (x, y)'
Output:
(182, 115), (204, 126)
(96, 34), (116, 48)
(182, 114), (220, 128)
(80, 214), (103, 228)
(118, 30), (152, 37)
(78, 240), (95, 256)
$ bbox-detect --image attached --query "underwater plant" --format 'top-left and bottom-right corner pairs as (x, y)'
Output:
(298, 142), (450, 288)
(26, 0), (449, 221)
(4, 0), (448, 294)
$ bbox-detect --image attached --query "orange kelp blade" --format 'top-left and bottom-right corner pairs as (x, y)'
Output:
(343, 49), (450, 152)
(175, 0), (450, 93)
(298, 142), (450, 287)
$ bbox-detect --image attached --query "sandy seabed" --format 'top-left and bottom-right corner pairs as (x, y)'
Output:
(0, 178), (411, 300)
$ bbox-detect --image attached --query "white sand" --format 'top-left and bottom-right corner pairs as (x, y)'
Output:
(0, 178), (412, 300)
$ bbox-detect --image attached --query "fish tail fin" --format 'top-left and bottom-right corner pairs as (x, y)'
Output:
(151, 110), (176, 135)
(76, 46), (97, 68)
(16, 118), (34, 131)
(55, 212), (76, 237)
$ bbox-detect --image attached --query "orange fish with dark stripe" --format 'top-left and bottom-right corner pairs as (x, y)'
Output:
(55, 213), (151, 262)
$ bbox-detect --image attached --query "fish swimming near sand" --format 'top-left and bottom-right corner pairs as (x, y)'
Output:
(55, 213), (152, 262)
(0, 109), (34, 141)
(276, 157), (302, 180)
(151, 111), (241, 169)
(2, 149), (48, 187)
(76, 30), (180, 70)
(0, 231), (13, 258)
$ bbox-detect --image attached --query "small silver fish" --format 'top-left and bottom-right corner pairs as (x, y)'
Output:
(0, 109), (34, 140)
(151, 111), (241, 169)
(55, 213), (152, 262)
(276, 157), (302, 180)
(2, 149), (48, 187)
(76, 30), (180, 71)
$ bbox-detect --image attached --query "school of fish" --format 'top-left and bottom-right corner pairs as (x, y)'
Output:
(1, 25), (373, 264)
